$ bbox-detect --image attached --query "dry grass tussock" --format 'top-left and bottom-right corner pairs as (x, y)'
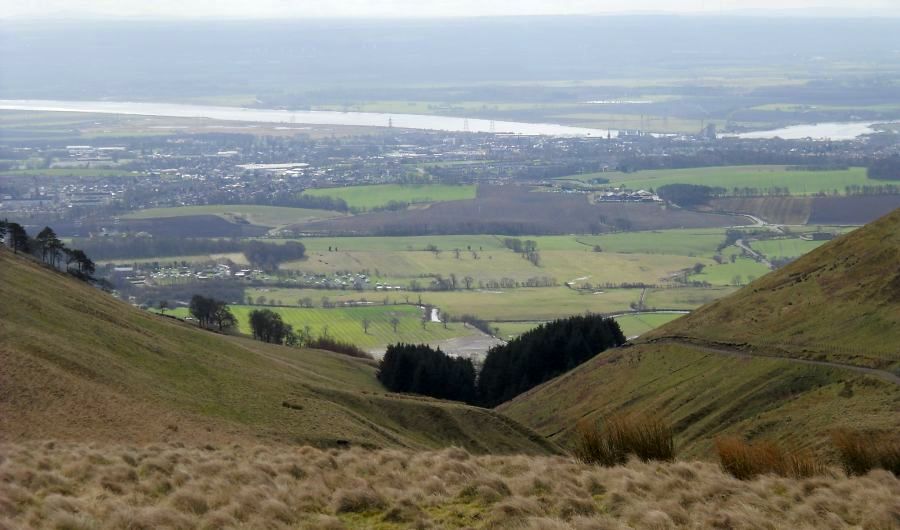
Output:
(1, 441), (899, 529)
(714, 437), (828, 480)
(574, 413), (675, 466)
(831, 430), (900, 477)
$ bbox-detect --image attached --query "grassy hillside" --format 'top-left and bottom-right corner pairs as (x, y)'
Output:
(501, 209), (900, 455)
(501, 343), (899, 456)
(0, 248), (556, 454)
(645, 208), (900, 372)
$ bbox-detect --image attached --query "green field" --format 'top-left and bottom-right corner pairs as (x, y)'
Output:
(303, 183), (476, 209)
(689, 257), (771, 286)
(288, 247), (706, 287)
(642, 286), (738, 309)
(123, 205), (344, 227)
(575, 228), (726, 257)
(750, 237), (828, 260)
(243, 286), (643, 322)
(567, 165), (880, 196)
(492, 312), (684, 341)
(168, 303), (471, 351)
(615, 312), (684, 339)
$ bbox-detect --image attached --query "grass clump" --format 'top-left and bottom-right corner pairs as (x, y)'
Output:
(832, 430), (900, 476)
(574, 413), (675, 466)
(714, 437), (826, 480)
(3, 441), (898, 529)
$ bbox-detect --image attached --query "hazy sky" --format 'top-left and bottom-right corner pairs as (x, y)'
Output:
(2, 0), (896, 19)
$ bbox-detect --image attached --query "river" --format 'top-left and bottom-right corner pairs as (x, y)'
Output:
(732, 121), (880, 141)
(0, 99), (612, 137)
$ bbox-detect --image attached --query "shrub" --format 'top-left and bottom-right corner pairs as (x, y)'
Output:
(574, 413), (675, 466)
(306, 336), (372, 359)
(831, 430), (900, 476)
(715, 437), (826, 480)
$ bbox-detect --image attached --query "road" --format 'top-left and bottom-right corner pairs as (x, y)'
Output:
(735, 238), (772, 269)
(645, 337), (900, 386)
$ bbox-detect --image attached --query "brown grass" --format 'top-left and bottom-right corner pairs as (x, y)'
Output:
(832, 430), (900, 476)
(574, 413), (675, 466)
(715, 437), (828, 480)
(1, 441), (898, 529)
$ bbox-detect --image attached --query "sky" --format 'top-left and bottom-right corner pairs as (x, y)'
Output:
(1, 0), (897, 19)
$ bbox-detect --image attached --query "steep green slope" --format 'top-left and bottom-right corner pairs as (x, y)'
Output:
(645, 208), (900, 372)
(0, 248), (556, 454)
(501, 209), (900, 455)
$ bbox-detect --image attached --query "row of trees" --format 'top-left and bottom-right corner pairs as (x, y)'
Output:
(242, 240), (306, 271)
(377, 343), (478, 403)
(248, 308), (296, 344)
(656, 184), (726, 207)
(867, 156), (900, 180)
(477, 315), (626, 407)
(1, 221), (96, 280)
(188, 295), (237, 331)
(375, 315), (625, 407)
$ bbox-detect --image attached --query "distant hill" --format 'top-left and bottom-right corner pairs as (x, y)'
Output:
(501, 209), (900, 455)
(0, 248), (556, 454)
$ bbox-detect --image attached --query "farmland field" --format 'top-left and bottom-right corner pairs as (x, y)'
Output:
(491, 312), (684, 341)
(575, 228), (726, 257)
(750, 237), (828, 260)
(689, 257), (771, 286)
(123, 205), (344, 228)
(568, 165), (879, 196)
(244, 286), (643, 321)
(303, 183), (476, 210)
(642, 286), (738, 309)
(614, 312), (684, 339)
(166, 304), (472, 351)
(285, 247), (706, 286)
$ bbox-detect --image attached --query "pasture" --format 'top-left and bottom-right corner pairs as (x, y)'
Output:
(615, 312), (684, 339)
(750, 237), (827, 261)
(689, 257), (771, 286)
(575, 228), (726, 257)
(491, 312), (684, 341)
(285, 247), (706, 287)
(244, 286), (643, 322)
(569, 165), (879, 196)
(168, 304), (471, 351)
(641, 286), (738, 310)
(303, 183), (476, 210)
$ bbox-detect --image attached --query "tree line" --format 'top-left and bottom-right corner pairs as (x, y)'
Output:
(246, 308), (370, 357)
(188, 294), (237, 331)
(375, 314), (625, 407)
(656, 184), (726, 207)
(1, 221), (96, 281)
(477, 315), (625, 407)
(376, 343), (477, 403)
(867, 156), (900, 181)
